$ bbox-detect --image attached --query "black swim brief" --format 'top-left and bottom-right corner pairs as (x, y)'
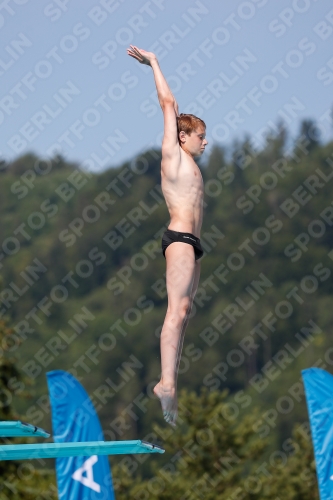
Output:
(162, 229), (204, 260)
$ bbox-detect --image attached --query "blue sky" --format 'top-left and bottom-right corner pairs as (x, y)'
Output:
(1, 0), (332, 171)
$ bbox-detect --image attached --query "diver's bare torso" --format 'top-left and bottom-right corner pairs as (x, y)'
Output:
(161, 148), (204, 237)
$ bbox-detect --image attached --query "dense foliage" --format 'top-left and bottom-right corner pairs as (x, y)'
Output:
(0, 313), (57, 499)
(0, 119), (332, 496)
(113, 389), (318, 499)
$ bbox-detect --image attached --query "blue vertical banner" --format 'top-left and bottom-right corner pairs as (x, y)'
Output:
(47, 370), (115, 500)
(302, 367), (333, 500)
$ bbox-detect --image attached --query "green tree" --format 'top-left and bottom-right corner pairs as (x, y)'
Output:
(298, 119), (321, 152)
(0, 314), (57, 500)
(112, 389), (319, 500)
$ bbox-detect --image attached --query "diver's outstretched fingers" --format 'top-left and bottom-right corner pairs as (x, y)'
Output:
(127, 48), (142, 62)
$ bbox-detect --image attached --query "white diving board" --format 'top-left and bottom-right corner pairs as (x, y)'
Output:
(0, 440), (165, 461)
(0, 421), (50, 438)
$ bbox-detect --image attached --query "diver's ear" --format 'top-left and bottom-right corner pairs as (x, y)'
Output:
(179, 131), (186, 144)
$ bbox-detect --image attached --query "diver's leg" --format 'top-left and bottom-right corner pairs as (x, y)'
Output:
(153, 242), (196, 425)
(175, 259), (201, 377)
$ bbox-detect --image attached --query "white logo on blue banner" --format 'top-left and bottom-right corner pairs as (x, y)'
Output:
(72, 455), (101, 493)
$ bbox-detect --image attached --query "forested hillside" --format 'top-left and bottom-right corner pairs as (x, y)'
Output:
(0, 120), (333, 494)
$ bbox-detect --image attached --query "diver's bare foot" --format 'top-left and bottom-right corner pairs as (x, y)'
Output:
(153, 382), (178, 426)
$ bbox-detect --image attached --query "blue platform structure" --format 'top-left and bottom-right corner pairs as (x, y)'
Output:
(0, 421), (164, 461)
(0, 421), (50, 438)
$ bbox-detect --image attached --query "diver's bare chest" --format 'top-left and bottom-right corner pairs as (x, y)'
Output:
(182, 162), (203, 187)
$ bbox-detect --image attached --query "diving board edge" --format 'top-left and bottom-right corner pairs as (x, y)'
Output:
(0, 421), (50, 438)
(0, 440), (165, 461)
